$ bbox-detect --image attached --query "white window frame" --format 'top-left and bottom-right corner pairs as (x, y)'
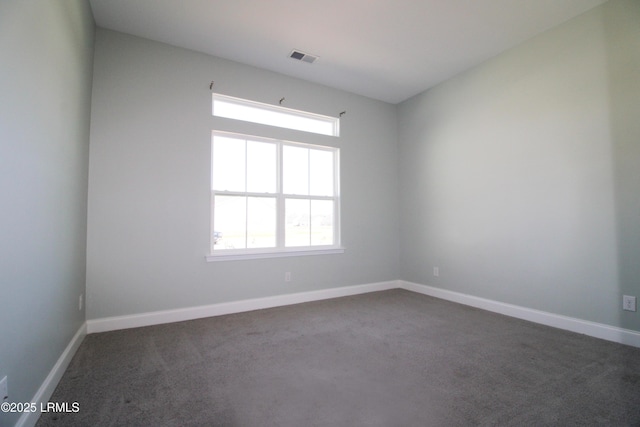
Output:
(207, 131), (342, 262)
(212, 93), (340, 137)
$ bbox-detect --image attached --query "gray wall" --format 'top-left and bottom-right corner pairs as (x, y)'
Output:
(86, 29), (399, 320)
(398, 0), (640, 331)
(0, 1), (94, 425)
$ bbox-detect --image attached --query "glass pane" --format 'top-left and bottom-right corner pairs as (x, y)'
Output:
(212, 136), (245, 192)
(247, 197), (276, 248)
(247, 140), (276, 193)
(311, 200), (334, 246)
(309, 149), (334, 196)
(285, 199), (310, 247)
(213, 195), (246, 249)
(283, 146), (309, 195)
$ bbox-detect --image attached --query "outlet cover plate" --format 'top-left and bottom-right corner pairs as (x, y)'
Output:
(623, 295), (637, 312)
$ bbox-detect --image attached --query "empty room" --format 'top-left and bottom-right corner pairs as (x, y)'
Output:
(2, 0), (640, 425)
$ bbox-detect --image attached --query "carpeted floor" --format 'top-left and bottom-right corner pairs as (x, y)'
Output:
(36, 289), (640, 426)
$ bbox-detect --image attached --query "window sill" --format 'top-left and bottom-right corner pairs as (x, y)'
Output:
(206, 247), (345, 262)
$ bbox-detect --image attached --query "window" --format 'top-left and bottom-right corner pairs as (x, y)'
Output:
(212, 93), (340, 137)
(209, 93), (342, 261)
(209, 132), (341, 260)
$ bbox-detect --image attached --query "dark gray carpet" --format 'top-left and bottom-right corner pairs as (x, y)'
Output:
(37, 289), (640, 426)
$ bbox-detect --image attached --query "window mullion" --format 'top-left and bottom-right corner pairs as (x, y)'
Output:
(244, 139), (249, 249)
(334, 150), (340, 246)
(307, 150), (312, 245)
(277, 142), (285, 249)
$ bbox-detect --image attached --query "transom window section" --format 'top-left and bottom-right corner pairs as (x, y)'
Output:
(212, 93), (340, 137)
(211, 132), (340, 258)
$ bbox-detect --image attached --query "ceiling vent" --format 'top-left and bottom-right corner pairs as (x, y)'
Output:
(289, 49), (318, 64)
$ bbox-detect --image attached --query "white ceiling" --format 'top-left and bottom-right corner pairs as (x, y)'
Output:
(89, 0), (607, 104)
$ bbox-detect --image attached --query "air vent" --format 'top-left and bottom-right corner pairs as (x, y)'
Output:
(289, 49), (318, 64)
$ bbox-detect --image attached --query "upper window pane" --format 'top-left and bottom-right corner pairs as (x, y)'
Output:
(282, 145), (335, 196)
(283, 145), (309, 195)
(213, 93), (339, 137)
(247, 140), (276, 193)
(212, 136), (245, 192)
(212, 135), (276, 193)
(310, 149), (334, 196)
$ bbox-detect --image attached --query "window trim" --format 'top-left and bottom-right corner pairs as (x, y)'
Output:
(208, 131), (342, 261)
(206, 247), (345, 262)
(212, 93), (340, 137)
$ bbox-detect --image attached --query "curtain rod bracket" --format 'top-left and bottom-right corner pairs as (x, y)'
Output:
(339, 111), (346, 117)
(279, 97), (285, 105)
(209, 81), (214, 90)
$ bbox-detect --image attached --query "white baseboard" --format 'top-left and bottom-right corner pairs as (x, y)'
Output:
(16, 323), (86, 427)
(86, 279), (640, 348)
(86, 280), (399, 334)
(399, 280), (640, 348)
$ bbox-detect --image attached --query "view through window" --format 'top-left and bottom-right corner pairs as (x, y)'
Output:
(211, 132), (340, 255)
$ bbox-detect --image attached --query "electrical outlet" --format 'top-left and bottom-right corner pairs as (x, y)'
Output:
(433, 267), (439, 277)
(285, 272), (291, 282)
(623, 295), (636, 312)
(0, 376), (8, 401)
(79, 294), (83, 311)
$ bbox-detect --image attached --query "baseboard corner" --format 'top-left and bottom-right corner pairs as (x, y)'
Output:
(398, 280), (640, 349)
(16, 322), (86, 427)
